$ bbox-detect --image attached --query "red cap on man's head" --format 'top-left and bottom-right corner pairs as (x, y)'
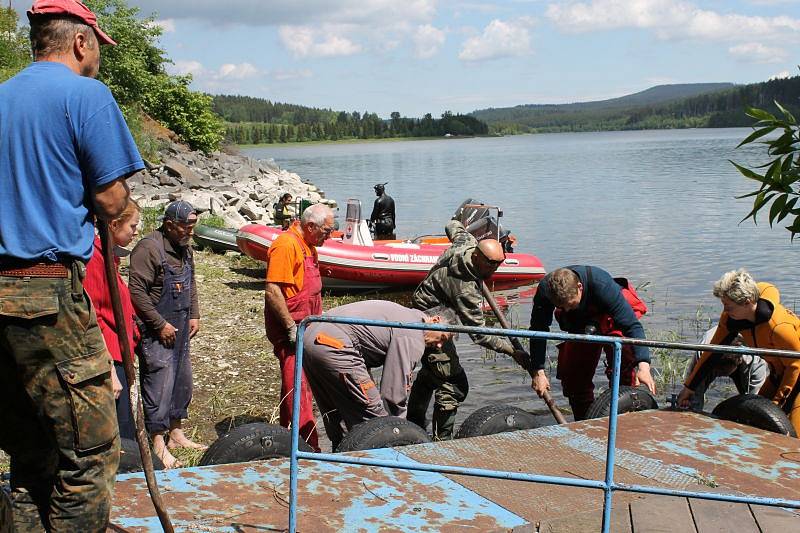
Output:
(27, 0), (117, 46)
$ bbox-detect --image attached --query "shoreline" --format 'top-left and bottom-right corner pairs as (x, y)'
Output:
(236, 134), (490, 148)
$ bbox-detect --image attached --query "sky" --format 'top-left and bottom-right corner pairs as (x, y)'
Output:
(13, 0), (800, 117)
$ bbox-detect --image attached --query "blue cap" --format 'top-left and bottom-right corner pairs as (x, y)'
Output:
(163, 200), (196, 223)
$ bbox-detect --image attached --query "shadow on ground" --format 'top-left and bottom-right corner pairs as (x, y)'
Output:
(214, 415), (270, 436)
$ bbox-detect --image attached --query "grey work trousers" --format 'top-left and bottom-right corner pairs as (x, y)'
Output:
(303, 341), (385, 450)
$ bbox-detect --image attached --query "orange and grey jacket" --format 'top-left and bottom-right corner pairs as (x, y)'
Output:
(684, 283), (800, 406)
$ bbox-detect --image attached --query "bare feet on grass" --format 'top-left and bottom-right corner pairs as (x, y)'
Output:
(152, 434), (182, 469)
(167, 425), (207, 451)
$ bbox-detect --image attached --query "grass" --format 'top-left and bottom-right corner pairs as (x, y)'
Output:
(140, 206), (165, 235)
(123, 107), (169, 163)
(199, 213), (226, 228)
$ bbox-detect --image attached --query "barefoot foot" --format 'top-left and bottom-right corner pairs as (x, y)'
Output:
(167, 428), (208, 450)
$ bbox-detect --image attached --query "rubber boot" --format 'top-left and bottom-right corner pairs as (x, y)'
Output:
(568, 395), (595, 422)
(406, 370), (435, 431)
(431, 406), (457, 441)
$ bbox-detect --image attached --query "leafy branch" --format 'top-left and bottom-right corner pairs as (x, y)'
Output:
(731, 99), (800, 239)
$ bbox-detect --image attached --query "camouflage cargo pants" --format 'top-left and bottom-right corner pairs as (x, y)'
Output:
(406, 338), (469, 440)
(0, 270), (120, 532)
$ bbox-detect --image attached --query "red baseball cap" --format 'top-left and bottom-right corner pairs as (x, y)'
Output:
(27, 0), (117, 46)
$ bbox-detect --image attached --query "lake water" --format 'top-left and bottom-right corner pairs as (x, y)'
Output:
(243, 129), (799, 424)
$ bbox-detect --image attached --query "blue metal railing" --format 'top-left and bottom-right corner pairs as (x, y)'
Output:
(288, 316), (800, 532)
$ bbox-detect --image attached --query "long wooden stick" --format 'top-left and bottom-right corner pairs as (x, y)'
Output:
(480, 281), (568, 425)
(99, 221), (174, 533)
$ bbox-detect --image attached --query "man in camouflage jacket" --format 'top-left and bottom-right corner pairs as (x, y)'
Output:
(407, 219), (529, 439)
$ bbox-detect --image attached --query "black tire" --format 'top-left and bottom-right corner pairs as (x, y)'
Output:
(455, 404), (540, 439)
(711, 394), (797, 437)
(118, 438), (165, 473)
(336, 417), (431, 453)
(585, 385), (659, 419)
(198, 422), (312, 466)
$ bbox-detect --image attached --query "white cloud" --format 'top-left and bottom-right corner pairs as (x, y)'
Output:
(218, 63), (260, 79)
(168, 60), (204, 76)
(729, 42), (789, 64)
(278, 25), (362, 58)
(458, 18), (534, 62)
(153, 19), (176, 33)
(545, 0), (800, 43)
(167, 61), (261, 80)
(129, 1), (436, 27)
(747, 0), (799, 5)
(413, 24), (446, 58)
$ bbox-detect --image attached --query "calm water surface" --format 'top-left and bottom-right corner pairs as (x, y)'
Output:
(243, 129), (799, 424)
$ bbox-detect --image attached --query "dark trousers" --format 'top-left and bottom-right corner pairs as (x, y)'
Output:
(139, 335), (193, 434)
(556, 340), (637, 421)
(0, 274), (120, 532)
(407, 339), (469, 440)
(114, 361), (136, 440)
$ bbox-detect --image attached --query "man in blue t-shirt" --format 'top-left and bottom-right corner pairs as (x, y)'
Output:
(0, 1), (143, 531)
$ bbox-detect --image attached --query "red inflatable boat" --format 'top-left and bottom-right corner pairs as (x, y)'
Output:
(236, 224), (545, 291)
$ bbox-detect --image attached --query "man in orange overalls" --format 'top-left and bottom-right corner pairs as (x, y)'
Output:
(264, 203), (335, 451)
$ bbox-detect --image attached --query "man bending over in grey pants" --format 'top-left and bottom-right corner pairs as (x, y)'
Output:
(302, 300), (454, 450)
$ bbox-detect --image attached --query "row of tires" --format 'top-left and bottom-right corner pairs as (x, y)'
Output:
(119, 388), (795, 473)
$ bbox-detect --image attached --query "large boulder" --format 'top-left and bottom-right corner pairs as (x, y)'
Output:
(220, 208), (247, 228)
(163, 158), (208, 189)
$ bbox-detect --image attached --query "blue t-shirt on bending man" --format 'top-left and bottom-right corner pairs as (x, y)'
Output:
(0, 61), (144, 263)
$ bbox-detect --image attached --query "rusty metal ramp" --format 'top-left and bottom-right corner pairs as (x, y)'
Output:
(109, 410), (800, 532)
(109, 447), (531, 532)
(403, 410), (800, 527)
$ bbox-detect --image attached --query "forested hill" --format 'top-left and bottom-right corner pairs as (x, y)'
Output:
(470, 78), (800, 133)
(213, 95), (489, 144)
(213, 95), (337, 124)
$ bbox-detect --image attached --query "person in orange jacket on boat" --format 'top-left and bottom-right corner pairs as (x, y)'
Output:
(678, 270), (800, 434)
(84, 199), (141, 441)
(264, 203), (335, 452)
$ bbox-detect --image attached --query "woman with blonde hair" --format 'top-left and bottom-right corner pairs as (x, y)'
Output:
(84, 199), (141, 440)
(678, 269), (800, 435)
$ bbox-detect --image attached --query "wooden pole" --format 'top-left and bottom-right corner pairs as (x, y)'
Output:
(480, 281), (568, 425)
(99, 221), (174, 533)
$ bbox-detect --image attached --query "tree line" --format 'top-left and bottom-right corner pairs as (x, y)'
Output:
(214, 95), (489, 144)
(472, 76), (800, 134)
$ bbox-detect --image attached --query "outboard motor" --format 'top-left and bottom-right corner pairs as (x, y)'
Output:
(456, 200), (502, 241)
(342, 198), (374, 246)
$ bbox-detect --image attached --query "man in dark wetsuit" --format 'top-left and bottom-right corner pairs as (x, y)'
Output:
(0, 1), (142, 529)
(369, 182), (396, 240)
(129, 200), (203, 468)
(529, 266), (656, 421)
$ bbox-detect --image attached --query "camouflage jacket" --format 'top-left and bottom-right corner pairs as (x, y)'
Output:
(412, 220), (513, 354)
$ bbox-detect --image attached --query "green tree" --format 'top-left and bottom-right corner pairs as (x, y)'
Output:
(732, 101), (800, 239)
(0, 7), (30, 82)
(84, 0), (223, 153)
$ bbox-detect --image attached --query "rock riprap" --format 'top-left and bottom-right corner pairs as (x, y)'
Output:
(129, 141), (335, 228)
